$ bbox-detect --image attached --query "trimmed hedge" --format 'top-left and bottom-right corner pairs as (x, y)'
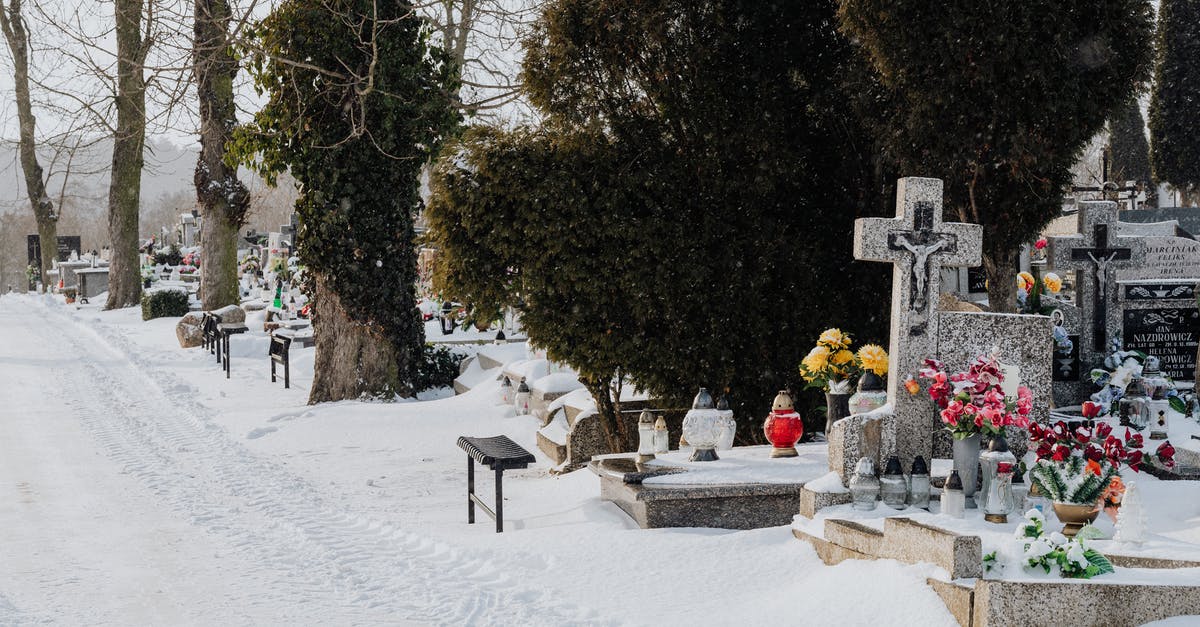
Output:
(141, 289), (190, 320)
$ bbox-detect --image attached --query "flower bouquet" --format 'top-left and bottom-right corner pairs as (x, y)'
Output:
(1028, 420), (1175, 535)
(916, 352), (1033, 440)
(800, 329), (889, 434)
(1017, 270), (1064, 316)
(1088, 340), (1146, 414)
(1016, 509), (1114, 579)
(798, 328), (888, 394)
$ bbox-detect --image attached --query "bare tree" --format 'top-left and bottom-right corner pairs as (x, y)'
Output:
(420, 0), (541, 122)
(0, 0), (57, 287)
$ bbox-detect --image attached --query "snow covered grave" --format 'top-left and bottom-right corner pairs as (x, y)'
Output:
(791, 177), (1200, 625)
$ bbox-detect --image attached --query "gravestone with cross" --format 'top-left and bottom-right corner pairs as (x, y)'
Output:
(852, 177), (984, 467)
(1048, 202), (1147, 396)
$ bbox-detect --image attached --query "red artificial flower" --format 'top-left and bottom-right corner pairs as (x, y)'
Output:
(1094, 423), (1112, 441)
(1126, 431), (1144, 450)
(1052, 445), (1071, 462)
(1036, 443), (1054, 460)
(1083, 444), (1104, 462)
(1126, 450), (1144, 472)
(1028, 423), (1045, 441)
(1157, 441), (1176, 467)
(997, 462), (1014, 474)
(1074, 427), (1092, 444)
(1035, 238), (1048, 250)
(1081, 401), (1102, 418)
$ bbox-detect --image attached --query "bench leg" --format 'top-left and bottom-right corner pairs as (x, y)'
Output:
(284, 361), (290, 389)
(495, 467), (504, 533)
(224, 336), (232, 378)
(467, 456), (475, 524)
(271, 359), (276, 383)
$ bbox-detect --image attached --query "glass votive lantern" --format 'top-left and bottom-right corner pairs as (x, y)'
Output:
(849, 457), (880, 511)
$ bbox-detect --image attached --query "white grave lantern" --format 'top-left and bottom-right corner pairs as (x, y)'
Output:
(637, 410), (656, 463)
(514, 378), (531, 415)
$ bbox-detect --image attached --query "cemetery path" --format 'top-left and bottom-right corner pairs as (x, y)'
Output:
(0, 297), (603, 626)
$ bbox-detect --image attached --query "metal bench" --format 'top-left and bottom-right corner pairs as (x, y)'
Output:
(456, 435), (536, 533)
(269, 334), (291, 388)
(217, 322), (249, 378)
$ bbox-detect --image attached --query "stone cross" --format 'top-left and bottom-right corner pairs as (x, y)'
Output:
(854, 177), (983, 464)
(1049, 202), (1146, 362)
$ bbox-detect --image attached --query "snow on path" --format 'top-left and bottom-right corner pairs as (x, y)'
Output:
(0, 296), (602, 625)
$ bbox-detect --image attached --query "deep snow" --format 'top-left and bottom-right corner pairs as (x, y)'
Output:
(0, 293), (956, 625)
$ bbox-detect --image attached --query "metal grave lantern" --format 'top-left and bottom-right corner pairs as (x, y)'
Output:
(762, 390), (804, 458)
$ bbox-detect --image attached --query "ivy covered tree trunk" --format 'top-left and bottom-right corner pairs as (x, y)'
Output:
(105, 0), (147, 310)
(232, 0), (458, 402)
(308, 273), (405, 402)
(0, 0), (57, 288)
(194, 0), (248, 310)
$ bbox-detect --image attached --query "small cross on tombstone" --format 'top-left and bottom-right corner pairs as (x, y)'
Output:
(854, 177), (983, 464)
(1049, 201), (1146, 360)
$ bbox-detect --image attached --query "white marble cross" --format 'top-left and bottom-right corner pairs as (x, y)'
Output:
(853, 177), (983, 465)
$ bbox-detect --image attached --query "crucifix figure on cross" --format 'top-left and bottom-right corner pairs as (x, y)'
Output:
(1049, 202), (1145, 355)
(853, 177), (983, 469)
(855, 179), (983, 338)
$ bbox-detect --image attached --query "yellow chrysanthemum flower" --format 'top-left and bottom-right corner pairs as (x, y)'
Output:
(832, 349), (854, 366)
(818, 328), (851, 349)
(1043, 272), (1063, 293)
(801, 345), (831, 374)
(857, 344), (889, 376)
(1017, 271), (1036, 292)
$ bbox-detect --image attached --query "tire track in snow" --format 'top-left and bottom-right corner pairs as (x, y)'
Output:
(35, 301), (610, 626)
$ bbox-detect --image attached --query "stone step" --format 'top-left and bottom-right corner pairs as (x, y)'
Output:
(878, 517), (981, 580)
(536, 431), (567, 466)
(927, 578), (974, 627)
(824, 519), (884, 556)
(477, 351), (506, 371)
(798, 485), (852, 518)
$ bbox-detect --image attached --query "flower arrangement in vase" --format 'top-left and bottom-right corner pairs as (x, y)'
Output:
(916, 351), (1033, 508)
(1017, 270), (1064, 316)
(798, 328), (889, 433)
(1027, 420), (1175, 536)
(917, 352), (1034, 440)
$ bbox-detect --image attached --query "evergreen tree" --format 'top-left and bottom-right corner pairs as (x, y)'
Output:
(1107, 96), (1154, 197)
(233, 0), (459, 401)
(428, 0), (892, 449)
(1149, 0), (1200, 206)
(840, 0), (1155, 311)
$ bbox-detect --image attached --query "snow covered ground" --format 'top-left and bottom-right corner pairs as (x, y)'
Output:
(0, 293), (956, 625)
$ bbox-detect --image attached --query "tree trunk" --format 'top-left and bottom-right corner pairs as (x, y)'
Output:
(984, 244), (1019, 313)
(581, 375), (633, 453)
(0, 0), (57, 287)
(308, 273), (404, 403)
(105, 0), (147, 310)
(194, 0), (249, 311)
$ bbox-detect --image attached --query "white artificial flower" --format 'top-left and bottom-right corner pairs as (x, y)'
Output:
(1049, 532), (1068, 545)
(1066, 541), (1089, 568)
(1109, 366), (1133, 391)
(1025, 508), (1044, 521)
(1024, 538), (1054, 559)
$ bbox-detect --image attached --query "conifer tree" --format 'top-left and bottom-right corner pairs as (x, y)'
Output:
(839, 0), (1155, 311)
(1107, 96), (1154, 199)
(1148, 0), (1200, 206)
(429, 0), (892, 449)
